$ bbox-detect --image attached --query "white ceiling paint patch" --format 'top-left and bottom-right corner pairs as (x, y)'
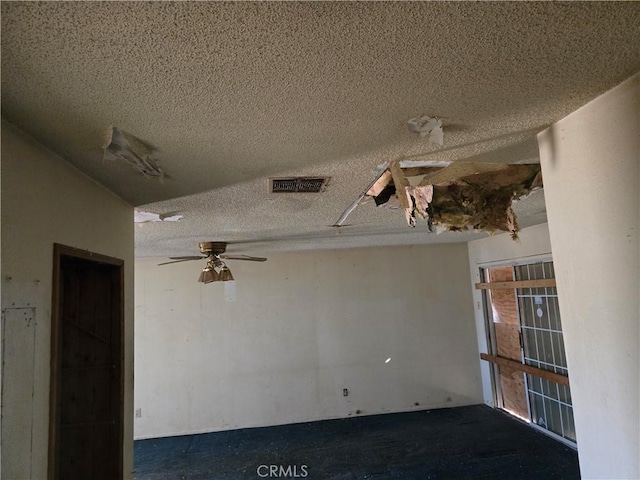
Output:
(104, 127), (164, 179)
(407, 116), (444, 146)
(134, 211), (183, 224)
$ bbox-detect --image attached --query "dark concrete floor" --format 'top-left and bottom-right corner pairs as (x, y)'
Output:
(134, 405), (580, 480)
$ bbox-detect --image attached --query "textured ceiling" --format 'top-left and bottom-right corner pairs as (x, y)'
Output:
(2, 2), (639, 257)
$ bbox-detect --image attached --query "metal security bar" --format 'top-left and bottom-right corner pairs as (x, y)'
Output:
(515, 261), (576, 443)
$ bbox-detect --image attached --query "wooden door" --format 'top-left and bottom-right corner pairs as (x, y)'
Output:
(49, 245), (124, 479)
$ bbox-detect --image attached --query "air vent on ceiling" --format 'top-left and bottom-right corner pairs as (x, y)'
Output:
(270, 177), (329, 193)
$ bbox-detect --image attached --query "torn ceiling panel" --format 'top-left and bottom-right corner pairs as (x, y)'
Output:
(389, 160), (415, 226)
(417, 162), (509, 186)
(134, 210), (183, 223)
(104, 127), (164, 179)
(366, 170), (392, 197)
(333, 161), (391, 227)
(338, 161), (542, 240)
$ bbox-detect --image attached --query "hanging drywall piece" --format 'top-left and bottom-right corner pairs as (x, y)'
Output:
(103, 127), (164, 179)
(407, 116), (444, 146)
(134, 210), (183, 224)
(336, 160), (446, 226)
(366, 170), (392, 197)
(389, 161), (413, 219)
(335, 158), (541, 239)
(333, 161), (390, 226)
(337, 161), (542, 240)
(407, 185), (433, 220)
(388, 161), (437, 227)
(390, 161), (423, 226)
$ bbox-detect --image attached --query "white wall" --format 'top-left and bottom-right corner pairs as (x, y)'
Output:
(467, 223), (553, 406)
(134, 243), (481, 439)
(538, 74), (639, 479)
(1, 122), (135, 479)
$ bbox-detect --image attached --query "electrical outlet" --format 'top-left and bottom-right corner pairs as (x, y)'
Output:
(135, 408), (142, 418)
(343, 388), (349, 397)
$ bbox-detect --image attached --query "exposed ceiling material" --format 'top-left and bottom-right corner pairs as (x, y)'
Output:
(2, 2), (639, 256)
(334, 161), (391, 227)
(104, 127), (164, 179)
(427, 165), (541, 240)
(158, 242), (267, 284)
(340, 162), (541, 239)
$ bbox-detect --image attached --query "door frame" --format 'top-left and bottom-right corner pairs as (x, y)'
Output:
(48, 243), (125, 479)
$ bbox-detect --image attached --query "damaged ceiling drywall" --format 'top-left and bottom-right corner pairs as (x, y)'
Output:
(345, 162), (542, 240)
(104, 127), (164, 179)
(2, 2), (639, 256)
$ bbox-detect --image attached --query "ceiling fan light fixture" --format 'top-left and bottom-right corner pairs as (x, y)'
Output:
(199, 261), (220, 284)
(158, 241), (266, 283)
(219, 266), (234, 282)
(199, 269), (219, 284)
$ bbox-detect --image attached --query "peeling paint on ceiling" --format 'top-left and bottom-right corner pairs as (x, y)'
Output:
(134, 211), (183, 224)
(407, 116), (444, 146)
(104, 127), (164, 179)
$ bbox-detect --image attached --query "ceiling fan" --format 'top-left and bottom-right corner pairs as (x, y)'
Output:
(158, 241), (267, 283)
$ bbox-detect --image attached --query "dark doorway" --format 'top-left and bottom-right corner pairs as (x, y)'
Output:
(49, 244), (124, 479)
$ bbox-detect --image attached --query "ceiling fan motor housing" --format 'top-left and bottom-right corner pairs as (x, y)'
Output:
(199, 242), (227, 255)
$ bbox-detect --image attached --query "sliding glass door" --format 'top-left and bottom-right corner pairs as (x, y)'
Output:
(481, 260), (576, 446)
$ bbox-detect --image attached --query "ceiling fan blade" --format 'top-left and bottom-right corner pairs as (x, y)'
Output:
(157, 256), (205, 266)
(220, 254), (267, 262)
